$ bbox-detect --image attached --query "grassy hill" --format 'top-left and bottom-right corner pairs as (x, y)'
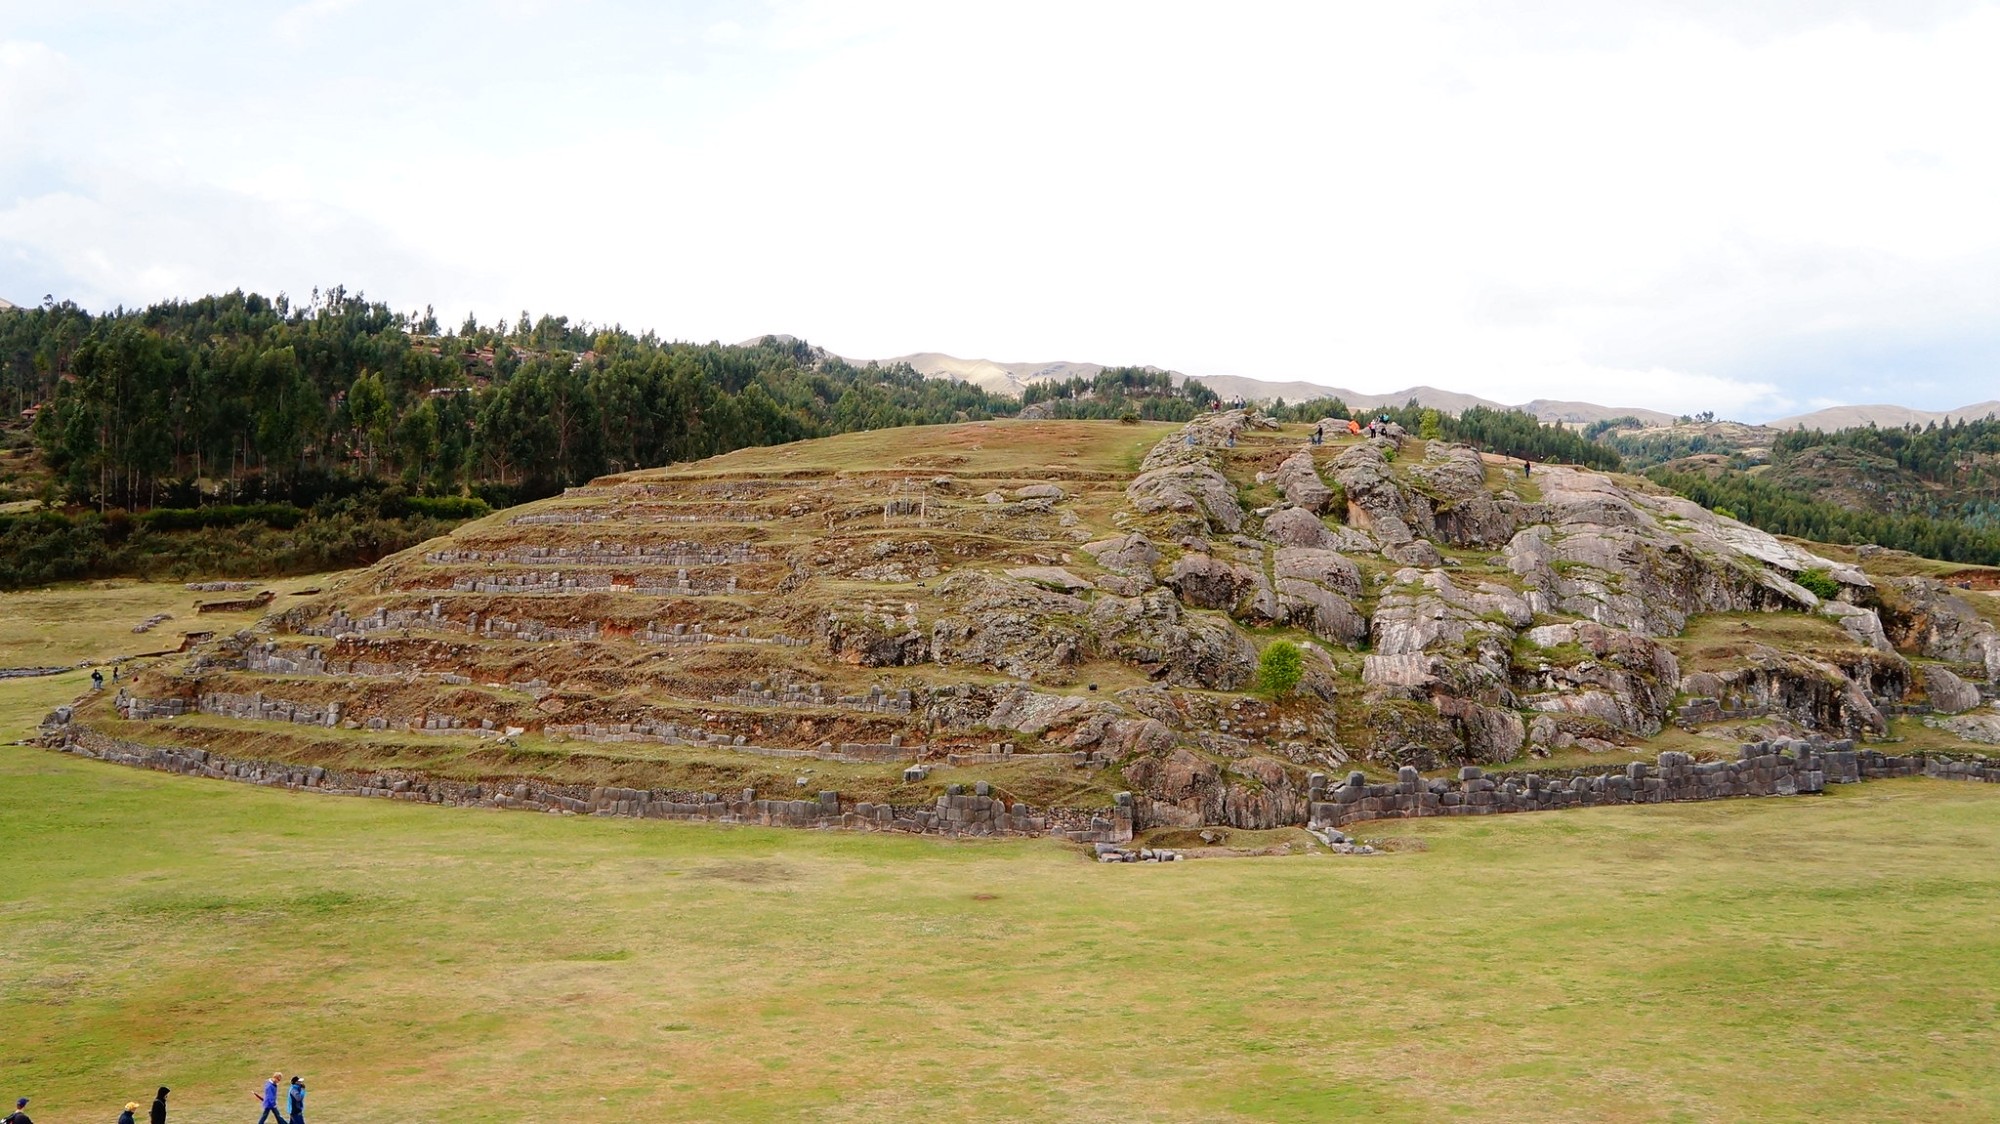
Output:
(10, 412), (1993, 848)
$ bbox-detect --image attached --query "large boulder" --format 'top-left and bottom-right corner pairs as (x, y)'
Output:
(1127, 462), (1243, 533)
(1678, 647), (1906, 739)
(1513, 620), (1680, 736)
(1369, 569), (1532, 658)
(1923, 665), (1983, 715)
(1125, 748), (1312, 830)
(1928, 712), (2000, 743)
(1822, 601), (1895, 653)
(1273, 548), (1363, 598)
(928, 573), (1090, 680)
(1330, 441), (1432, 544)
(1273, 450), (1334, 514)
(1273, 579), (1368, 646)
(1260, 506), (1339, 549)
(1417, 443), (1520, 547)
(1166, 553), (1258, 611)
(1139, 412), (1254, 470)
(1505, 522), (1809, 638)
(1089, 588), (1259, 690)
(1883, 578), (2000, 682)
(1083, 533), (1161, 576)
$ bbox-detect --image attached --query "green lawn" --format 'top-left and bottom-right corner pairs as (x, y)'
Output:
(2, 748), (1996, 1122)
(0, 572), (348, 669)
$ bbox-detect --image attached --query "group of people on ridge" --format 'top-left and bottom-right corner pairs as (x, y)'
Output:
(4, 1073), (303, 1123)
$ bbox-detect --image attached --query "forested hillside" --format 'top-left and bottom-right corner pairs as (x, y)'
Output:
(0, 288), (1016, 587)
(1, 288), (1014, 508)
(1770, 418), (2000, 525)
(1639, 414), (2000, 565)
(1273, 398), (1623, 470)
(1019, 366), (1221, 421)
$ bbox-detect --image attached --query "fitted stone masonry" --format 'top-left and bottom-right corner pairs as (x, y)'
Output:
(46, 727), (1133, 843)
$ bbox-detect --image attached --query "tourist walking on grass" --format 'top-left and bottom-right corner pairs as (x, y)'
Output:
(287, 1076), (306, 1124)
(150, 1087), (170, 1124)
(120, 1101), (140, 1124)
(2, 1097), (30, 1124)
(255, 1072), (284, 1123)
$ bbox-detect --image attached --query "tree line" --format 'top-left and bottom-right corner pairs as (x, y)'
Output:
(1270, 397), (1624, 471)
(1647, 466), (2000, 566)
(1772, 415), (2000, 526)
(1020, 366), (1221, 421)
(2, 288), (1020, 511)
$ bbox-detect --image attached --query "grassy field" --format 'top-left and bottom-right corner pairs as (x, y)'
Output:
(0, 575), (349, 751)
(0, 573), (346, 670)
(1, 749), (1997, 1122)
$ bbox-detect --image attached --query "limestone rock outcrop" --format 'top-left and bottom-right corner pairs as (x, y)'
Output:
(1922, 665), (1982, 715)
(1331, 440), (1432, 545)
(928, 573), (1090, 680)
(1883, 578), (2000, 683)
(1513, 620), (1679, 737)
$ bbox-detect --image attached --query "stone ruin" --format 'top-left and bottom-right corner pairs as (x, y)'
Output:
(50, 727), (1134, 843)
(543, 719), (917, 764)
(425, 541), (759, 567)
(642, 622), (807, 648)
(51, 410), (2000, 843)
(710, 680), (913, 714)
(1304, 739), (2000, 830)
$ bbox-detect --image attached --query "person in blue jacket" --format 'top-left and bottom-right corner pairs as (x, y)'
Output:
(254, 1072), (284, 1123)
(287, 1076), (305, 1124)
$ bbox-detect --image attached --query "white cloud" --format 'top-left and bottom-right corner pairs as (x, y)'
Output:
(274, 0), (362, 45)
(4, 1), (2000, 421)
(0, 39), (76, 146)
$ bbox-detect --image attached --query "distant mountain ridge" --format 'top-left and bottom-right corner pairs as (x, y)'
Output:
(862, 349), (1676, 426)
(750, 339), (1996, 431)
(1766, 401), (2000, 431)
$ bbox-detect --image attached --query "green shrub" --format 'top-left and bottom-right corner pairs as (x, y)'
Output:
(1255, 640), (1304, 699)
(403, 495), (491, 520)
(1795, 567), (1841, 600)
(135, 503), (306, 531)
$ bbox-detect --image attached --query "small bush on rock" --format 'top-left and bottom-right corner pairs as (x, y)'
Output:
(1256, 640), (1304, 699)
(1796, 567), (1841, 600)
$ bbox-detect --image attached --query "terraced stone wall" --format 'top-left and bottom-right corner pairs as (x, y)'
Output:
(425, 542), (760, 566)
(1306, 741), (2000, 829)
(45, 727), (1134, 842)
(709, 681), (912, 713)
(0, 666), (70, 679)
(543, 720), (917, 763)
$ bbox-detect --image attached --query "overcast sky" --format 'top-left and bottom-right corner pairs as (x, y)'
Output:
(3, 1), (1997, 421)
